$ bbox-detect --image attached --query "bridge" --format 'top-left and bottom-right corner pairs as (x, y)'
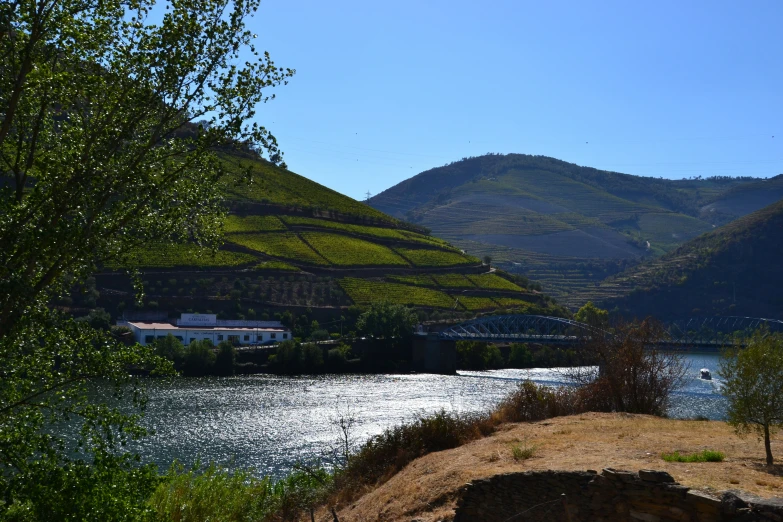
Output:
(437, 315), (783, 348)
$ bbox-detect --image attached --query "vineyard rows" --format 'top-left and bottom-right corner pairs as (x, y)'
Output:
(301, 232), (409, 266)
(115, 244), (257, 269)
(339, 279), (455, 308)
(224, 215), (286, 233)
(394, 248), (479, 267)
(227, 233), (327, 265)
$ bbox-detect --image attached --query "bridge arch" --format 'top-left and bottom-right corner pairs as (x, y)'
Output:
(439, 314), (783, 346)
(438, 315), (605, 344)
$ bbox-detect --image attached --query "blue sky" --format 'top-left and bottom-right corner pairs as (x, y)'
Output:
(251, 0), (782, 201)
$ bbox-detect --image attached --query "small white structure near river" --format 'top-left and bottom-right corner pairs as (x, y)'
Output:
(125, 313), (291, 346)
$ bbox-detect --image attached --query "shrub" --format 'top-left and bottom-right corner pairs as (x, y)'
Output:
(341, 410), (493, 488)
(302, 343), (324, 369)
(149, 463), (332, 522)
(154, 334), (187, 367)
(493, 381), (590, 424)
(564, 318), (687, 416)
(214, 341), (236, 376)
(511, 439), (536, 461)
(508, 343), (533, 368)
(327, 344), (352, 369)
(310, 329), (330, 342)
(270, 340), (324, 374)
(456, 341), (504, 370)
(184, 340), (216, 376)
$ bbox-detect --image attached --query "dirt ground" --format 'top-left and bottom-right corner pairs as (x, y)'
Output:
(320, 412), (783, 522)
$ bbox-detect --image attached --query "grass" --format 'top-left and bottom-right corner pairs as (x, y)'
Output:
(300, 232), (409, 266)
(149, 462), (331, 522)
(661, 450), (725, 463)
(221, 155), (393, 223)
(339, 278), (455, 308)
(228, 232), (327, 265)
(395, 247), (479, 267)
(511, 439), (536, 461)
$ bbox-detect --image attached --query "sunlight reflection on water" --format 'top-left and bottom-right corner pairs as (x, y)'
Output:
(133, 353), (725, 478)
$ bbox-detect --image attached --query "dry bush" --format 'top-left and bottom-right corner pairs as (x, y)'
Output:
(564, 318), (687, 416)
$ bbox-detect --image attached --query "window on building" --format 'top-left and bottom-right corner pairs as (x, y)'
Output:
(217, 335), (224, 341)
(145, 335), (154, 344)
(283, 333), (288, 339)
(270, 333), (276, 339)
(257, 335), (263, 341)
(190, 338), (196, 344)
(243, 334), (249, 341)
(175, 336), (183, 342)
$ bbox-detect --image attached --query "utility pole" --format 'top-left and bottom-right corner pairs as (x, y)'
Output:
(365, 190), (371, 202)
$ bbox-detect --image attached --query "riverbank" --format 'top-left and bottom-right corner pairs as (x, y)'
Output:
(325, 413), (783, 521)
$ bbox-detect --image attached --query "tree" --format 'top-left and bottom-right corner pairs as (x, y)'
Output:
(721, 329), (783, 465)
(184, 339), (217, 377)
(574, 301), (609, 330)
(483, 255), (492, 267)
(456, 341), (504, 370)
(565, 319), (687, 415)
(154, 333), (187, 367)
(356, 302), (417, 347)
(1, 0), (291, 516)
(214, 340), (237, 376)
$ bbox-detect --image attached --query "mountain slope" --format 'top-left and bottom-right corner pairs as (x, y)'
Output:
(369, 154), (772, 304)
(591, 199), (783, 319)
(86, 154), (567, 325)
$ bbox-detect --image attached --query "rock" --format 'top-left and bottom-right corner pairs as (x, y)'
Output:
(721, 491), (749, 514)
(638, 469), (676, 483)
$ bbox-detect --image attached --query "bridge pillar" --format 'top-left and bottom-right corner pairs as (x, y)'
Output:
(412, 334), (456, 375)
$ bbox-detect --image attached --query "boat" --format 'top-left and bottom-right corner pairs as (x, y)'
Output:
(699, 368), (712, 380)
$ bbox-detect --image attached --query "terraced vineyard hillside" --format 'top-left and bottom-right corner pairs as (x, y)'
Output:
(89, 154), (566, 325)
(370, 154), (776, 305)
(583, 199), (783, 320)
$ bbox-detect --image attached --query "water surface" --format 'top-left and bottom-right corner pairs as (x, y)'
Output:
(133, 353), (725, 478)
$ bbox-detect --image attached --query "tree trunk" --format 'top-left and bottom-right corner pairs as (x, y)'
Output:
(765, 423), (774, 466)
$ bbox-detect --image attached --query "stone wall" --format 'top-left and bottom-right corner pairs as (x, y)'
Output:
(453, 468), (783, 521)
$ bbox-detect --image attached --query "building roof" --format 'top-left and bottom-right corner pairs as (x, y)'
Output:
(126, 321), (288, 332)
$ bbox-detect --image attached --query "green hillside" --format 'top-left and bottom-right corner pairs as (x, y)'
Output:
(587, 199), (783, 320)
(369, 153), (773, 305)
(90, 154), (566, 324)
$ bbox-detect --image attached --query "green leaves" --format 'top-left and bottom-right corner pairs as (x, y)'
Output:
(721, 329), (783, 464)
(1, 0), (290, 516)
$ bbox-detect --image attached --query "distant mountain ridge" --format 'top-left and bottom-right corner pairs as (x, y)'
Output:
(592, 198), (783, 320)
(369, 153), (779, 305)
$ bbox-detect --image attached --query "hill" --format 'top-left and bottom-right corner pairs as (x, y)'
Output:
(82, 154), (567, 332)
(369, 154), (775, 305)
(328, 413), (781, 521)
(588, 198), (783, 320)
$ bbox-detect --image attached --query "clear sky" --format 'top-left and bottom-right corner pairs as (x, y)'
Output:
(250, 0), (783, 201)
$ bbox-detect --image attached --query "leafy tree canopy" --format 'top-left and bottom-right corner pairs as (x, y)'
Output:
(0, 0), (291, 516)
(356, 302), (418, 343)
(721, 329), (783, 465)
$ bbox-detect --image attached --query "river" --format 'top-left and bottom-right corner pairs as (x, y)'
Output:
(124, 353), (726, 478)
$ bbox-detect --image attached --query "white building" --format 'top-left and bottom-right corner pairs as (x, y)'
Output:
(125, 313), (291, 346)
